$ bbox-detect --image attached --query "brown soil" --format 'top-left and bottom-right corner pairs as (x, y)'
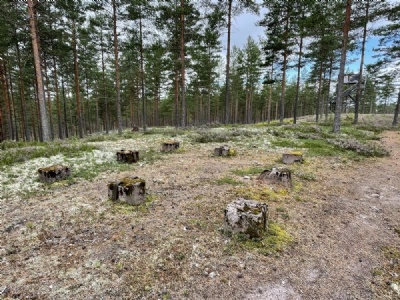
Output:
(1, 131), (400, 300)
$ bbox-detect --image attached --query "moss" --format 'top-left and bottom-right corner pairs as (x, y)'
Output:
(235, 186), (290, 202)
(224, 222), (293, 256)
(120, 177), (145, 187)
(228, 148), (237, 156)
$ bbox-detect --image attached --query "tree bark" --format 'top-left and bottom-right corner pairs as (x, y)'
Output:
(393, 91), (400, 127)
(294, 35), (303, 124)
(333, 0), (351, 133)
(16, 40), (30, 141)
(139, 11), (146, 131)
(72, 19), (83, 138)
(354, 0), (369, 125)
(224, 0), (232, 124)
(28, 0), (51, 141)
(53, 56), (62, 139)
(112, 0), (123, 134)
(180, 0), (186, 127)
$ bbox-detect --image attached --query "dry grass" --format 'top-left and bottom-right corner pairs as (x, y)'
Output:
(1, 115), (400, 299)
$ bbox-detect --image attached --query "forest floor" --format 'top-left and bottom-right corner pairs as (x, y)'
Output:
(0, 114), (400, 300)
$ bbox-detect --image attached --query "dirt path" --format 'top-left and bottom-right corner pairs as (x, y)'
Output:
(244, 130), (400, 300)
(1, 131), (399, 299)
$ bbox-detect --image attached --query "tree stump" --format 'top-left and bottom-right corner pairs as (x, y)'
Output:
(116, 150), (139, 163)
(224, 198), (268, 238)
(38, 165), (70, 183)
(282, 153), (303, 164)
(214, 145), (236, 156)
(132, 124), (139, 131)
(258, 167), (292, 187)
(161, 140), (180, 152)
(108, 176), (146, 205)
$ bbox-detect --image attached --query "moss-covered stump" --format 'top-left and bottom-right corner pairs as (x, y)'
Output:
(224, 198), (268, 238)
(38, 165), (70, 183)
(214, 145), (236, 157)
(108, 176), (146, 205)
(161, 140), (180, 152)
(258, 167), (292, 187)
(282, 153), (303, 164)
(116, 150), (139, 163)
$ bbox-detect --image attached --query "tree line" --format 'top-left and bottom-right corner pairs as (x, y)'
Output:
(0, 0), (399, 142)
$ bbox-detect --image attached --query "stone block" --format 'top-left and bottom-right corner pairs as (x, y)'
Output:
(258, 167), (292, 187)
(214, 145), (236, 156)
(224, 198), (268, 238)
(108, 176), (146, 205)
(161, 140), (180, 152)
(38, 165), (70, 183)
(116, 150), (139, 163)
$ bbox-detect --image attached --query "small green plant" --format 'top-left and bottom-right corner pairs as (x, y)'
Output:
(215, 176), (242, 186)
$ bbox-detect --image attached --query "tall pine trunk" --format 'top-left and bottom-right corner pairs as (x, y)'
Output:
(293, 35), (303, 124)
(224, 0), (232, 124)
(334, 0), (351, 133)
(354, 1), (369, 125)
(180, 0), (186, 127)
(112, 0), (123, 134)
(72, 19), (83, 138)
(28, 0), (51, 141)
(139, 11), (146, 131)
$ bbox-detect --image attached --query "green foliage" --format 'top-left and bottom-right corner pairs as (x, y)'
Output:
(215, 176), (242, 186)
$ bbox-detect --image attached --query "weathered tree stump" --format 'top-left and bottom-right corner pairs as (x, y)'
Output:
(131, 124), (139, 131)
(161, 140), (180, 152)
(282, 153), (303, 164)
(116, 150), (139, 163)
(258, 167), (292, 187)
(108, 176), (146, 205)
(224, 198), (268, 238)
(214, 145), (236, 157)
(38, 165), (70, 183)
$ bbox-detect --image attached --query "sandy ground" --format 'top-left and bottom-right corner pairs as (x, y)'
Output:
(0, 130), (399, 300)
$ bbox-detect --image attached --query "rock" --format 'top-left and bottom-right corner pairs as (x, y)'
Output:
(116, 150), (139, 163)
(391, 282), (400, 295)
(38, 165), (70, 183)
(224, 198), (268, 238)
(209, 272), (217, 278)
(243, 176), (250, 180)
(258, 167), (292, 187)
(214, 145), (236, 157)
(161, 140), (180, 152)
(108, 177), (146, 205)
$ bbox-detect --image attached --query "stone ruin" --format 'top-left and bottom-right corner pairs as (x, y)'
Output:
(282, 153), (303, 164)
(38, 165), (70, 183)
(108, 176), (146, 205)
(258, 167), (292, 187)
(214, 145), (236, 157)
(116, 150), (139, 163)
(224, 198), (268, 238)
(161, 140), (180, 152)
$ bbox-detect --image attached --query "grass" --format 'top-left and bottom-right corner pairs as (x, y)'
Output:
(215, 176), (243, 186)
(0, 141), (98, 168)
(235, 186), (290, 202)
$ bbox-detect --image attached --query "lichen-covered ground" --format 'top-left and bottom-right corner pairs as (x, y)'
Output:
(1, 115), (400, 299)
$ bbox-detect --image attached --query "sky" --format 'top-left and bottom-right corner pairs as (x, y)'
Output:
(219, 3), (399, 98)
